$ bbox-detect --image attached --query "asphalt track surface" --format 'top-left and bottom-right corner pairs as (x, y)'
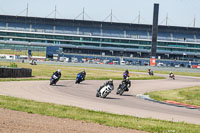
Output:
(0, 73), (200, 125)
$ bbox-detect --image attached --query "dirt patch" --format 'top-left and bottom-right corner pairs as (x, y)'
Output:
(0, 108), (147, 133)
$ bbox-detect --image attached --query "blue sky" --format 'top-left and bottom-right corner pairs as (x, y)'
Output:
(0, 0), (200, 27)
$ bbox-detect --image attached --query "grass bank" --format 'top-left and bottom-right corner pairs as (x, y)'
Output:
(0, 95), (199, 133)
(0, 49), (46, 56)
(0, 62), (164, 81)
(145, 86), (200, 106)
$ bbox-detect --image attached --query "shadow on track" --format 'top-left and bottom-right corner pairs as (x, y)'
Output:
(76, 83), (91, 85)
(120, 94), (135, 97)
(104, 97), (120, 100)
(51, 85), (66, 87)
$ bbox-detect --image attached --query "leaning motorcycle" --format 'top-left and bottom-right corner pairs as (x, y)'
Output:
(50, 73), (59, 85)
(148, 71), (154, 76)
(96, 85), (114, 98)
(169, 74), (175, 80)
(75, 73), (83, 84)
(116, 81), (131, 95)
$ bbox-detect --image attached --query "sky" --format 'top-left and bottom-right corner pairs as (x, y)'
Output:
(0, 0), (200, 27)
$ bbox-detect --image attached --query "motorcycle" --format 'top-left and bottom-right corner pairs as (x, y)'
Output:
(148, 71), (154, 76)
(96, 84), (114, 98)
(50, 73), (59, 85)
(30, 59), (37, 65)
(75, 73), (84, 84)
(169, 74), (175, 80)
(116, 81), (131, 95)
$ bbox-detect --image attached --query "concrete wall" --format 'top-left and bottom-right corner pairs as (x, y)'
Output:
(0, 68), (32, 78)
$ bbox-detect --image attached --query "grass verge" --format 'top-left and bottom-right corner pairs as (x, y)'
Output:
(0, 95), (199, 133)
(0, 62), (164, 81)
(0, 49), (46, 56)
(145, 86), (200, 106)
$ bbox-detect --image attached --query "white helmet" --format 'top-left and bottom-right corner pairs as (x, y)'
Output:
(57, 69), (61, 73)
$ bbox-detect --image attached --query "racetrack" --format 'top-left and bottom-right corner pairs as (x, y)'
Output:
(0, 73), (200, 125)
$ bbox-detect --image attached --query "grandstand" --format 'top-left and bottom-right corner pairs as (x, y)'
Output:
(0, 14), (200, 65)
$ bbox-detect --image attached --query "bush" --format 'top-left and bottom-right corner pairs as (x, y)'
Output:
(9, 63), (18, 68)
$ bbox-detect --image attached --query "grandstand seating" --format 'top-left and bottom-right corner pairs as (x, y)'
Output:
(126, 30), (148, 39)
(0, 22), (6, 29)
(79, 27), (101, 36)
(157, 32), (172, 41)
(0, 21), (199, 43)
(7, 22), (30, 31)
(56, 26), (77, 34)
(102, 29), (124, 38)
(172, 33), (194, 42)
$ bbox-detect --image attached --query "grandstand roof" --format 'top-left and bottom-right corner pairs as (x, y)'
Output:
(0, 14), (200, 34)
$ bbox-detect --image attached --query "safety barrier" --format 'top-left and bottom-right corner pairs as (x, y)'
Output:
(0, 67), (32, 78)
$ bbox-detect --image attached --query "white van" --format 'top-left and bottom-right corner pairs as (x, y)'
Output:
(120, 61), (125, 65)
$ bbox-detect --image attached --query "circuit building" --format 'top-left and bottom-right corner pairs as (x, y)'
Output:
(0, 15), (200, 62)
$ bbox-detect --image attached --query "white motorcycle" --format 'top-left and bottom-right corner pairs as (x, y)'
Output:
(96, 84), (114, 98)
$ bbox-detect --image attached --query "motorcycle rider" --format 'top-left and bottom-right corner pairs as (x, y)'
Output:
(123, 69), (130, 79)
(97, 79), (114, 93)
(122, 77), (131, 91)
(53, 69), (61, 82)
(169, 71), (174, 78)
(80, 69), (86, 80)
(148, 69), (153, 76)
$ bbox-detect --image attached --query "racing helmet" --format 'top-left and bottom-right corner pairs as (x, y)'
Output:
(57, 69), (61, 73)
(109, 79), (113, 83)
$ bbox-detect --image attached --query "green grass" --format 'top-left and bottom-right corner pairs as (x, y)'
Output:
(0, 62), (164, 81)
(145, 86), (200, 106)
(0, 95), (199, 133)
(0, 49), (46, 56)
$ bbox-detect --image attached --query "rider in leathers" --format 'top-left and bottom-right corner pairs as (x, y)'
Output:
(97, 79), (114, 93)
(80, 69), (86, 81)
(121, 77), (131, 91)
(123, 69), (130, 80)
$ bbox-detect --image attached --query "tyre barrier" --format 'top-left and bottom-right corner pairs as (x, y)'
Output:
(0, 67), (32, 78)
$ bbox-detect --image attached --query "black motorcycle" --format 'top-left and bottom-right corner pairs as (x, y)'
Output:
(50, 73), (59, 85)
(148, 71), (154, 76)
(116, 81), (131, 95)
